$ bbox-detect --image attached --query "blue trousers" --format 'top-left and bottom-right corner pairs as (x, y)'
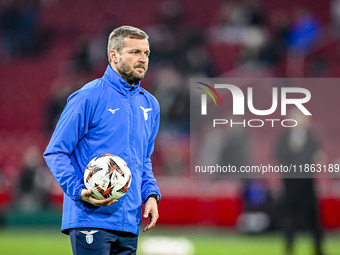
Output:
(69, 228), (138, 255)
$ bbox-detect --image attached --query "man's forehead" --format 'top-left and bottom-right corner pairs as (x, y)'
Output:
(123, 37), (149, 50)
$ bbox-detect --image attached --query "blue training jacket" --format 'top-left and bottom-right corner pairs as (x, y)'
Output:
(44, 65), (161, 235)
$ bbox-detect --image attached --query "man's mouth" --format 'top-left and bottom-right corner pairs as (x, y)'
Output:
(135, 66), (146, 73)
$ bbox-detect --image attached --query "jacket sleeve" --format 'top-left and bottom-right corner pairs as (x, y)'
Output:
(43, 91), (94, 201)
(141, 111), (161, 204)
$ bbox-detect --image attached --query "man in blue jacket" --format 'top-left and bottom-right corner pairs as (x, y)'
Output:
(44, 25), (161, 255)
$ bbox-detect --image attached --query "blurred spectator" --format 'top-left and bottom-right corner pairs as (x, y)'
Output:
(0, 168), (10, 226)
(161, 137), (188, 176)
(308, 55), (329, 77)
(87, 25), (116, 72)
(185, 45), (217, 77)
(0, 0), (20, 58)
(166, 87), (190, 133)
(257, 11), (290, 66)
(243, 180), (271, 212)
(45, 75), (89, 133)
(288, 8), (321, 53)
(238, 179), (272, 233)
(70, 36), (93, 74)
(209, 1), (267, 49)
(146, 0), (213, 137)
(146, 0), (211, 76)
(16, 146), (53, 212)
(208, 0), (268, 71)
(68, 25), (114, 75)
(196, 122), (226, 168)
(0, 0), (40, 58)
(331, 0), (340, 33)
(219, 119), (249, 171)
(195, 116), (248, 173)
(146, 0), (186, 66)
(276, 108), (325, 255)
(151, 65), (189, 134)
(45, 78), (75, 132)
(246, 0), (266, 27)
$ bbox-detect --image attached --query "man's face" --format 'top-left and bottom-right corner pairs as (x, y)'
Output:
(112, 37), (150, 85)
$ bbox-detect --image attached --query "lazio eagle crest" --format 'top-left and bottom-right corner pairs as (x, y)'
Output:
(80, 230), (99, 244)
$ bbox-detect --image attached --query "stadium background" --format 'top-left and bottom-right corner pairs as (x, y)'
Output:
(0, 0), (340, 254)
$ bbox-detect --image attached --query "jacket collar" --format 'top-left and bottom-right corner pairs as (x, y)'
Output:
(103, 64), (141, 96)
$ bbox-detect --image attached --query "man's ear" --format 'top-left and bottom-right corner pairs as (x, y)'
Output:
(110, 50), (119, 63)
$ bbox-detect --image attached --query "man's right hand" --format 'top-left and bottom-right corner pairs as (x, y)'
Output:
(80, 189), (118, 206)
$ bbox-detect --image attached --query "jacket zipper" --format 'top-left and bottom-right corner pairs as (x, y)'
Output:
(122, 90), (133, 231)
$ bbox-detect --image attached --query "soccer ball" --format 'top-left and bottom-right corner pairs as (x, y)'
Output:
(84, 154), (132, 200)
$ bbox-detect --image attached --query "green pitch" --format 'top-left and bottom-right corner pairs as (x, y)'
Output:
(0, 227), (339, 255)
(0, 228), (72, 255)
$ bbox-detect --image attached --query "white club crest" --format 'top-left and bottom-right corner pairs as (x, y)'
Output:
(140, 106), (152, 121)
(80, 230), (99, 244)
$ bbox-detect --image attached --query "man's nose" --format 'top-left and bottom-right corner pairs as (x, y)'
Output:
(139, 54), (148, 63)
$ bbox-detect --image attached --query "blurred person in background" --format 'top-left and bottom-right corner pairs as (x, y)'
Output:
(146, 0), (213, 77)
(257, 10), (290, 67)
(0, 165), (10, 226)
(68, 25), (115, 75)
(45, 76), (86, 133)
(17, 146), (52, 212)
(331, 0), (340, 33)
(276, 108), (325, 255)
(151, 65), (189, 134)
(45, 80), (76, 133)
(0, 0), (19, 58)
(286, 8), (321, 77)
(288, 8), (321, 53)
(209, 0), (267, 63)
(44, 25), (161, 255)
(0, 0), (40, 58)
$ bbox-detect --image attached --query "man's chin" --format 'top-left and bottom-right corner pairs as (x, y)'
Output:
(134, 70), (146, 80)
(126, 73), (145, 85)
(136, 71), (147, 79)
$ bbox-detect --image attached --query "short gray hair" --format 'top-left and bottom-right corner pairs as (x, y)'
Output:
(107, 25), (149, 62)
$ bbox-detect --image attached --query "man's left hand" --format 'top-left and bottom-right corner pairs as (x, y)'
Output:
(143, 197), (159, 232)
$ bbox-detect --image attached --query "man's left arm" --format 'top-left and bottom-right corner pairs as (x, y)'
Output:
(142, 111), (161, 232)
